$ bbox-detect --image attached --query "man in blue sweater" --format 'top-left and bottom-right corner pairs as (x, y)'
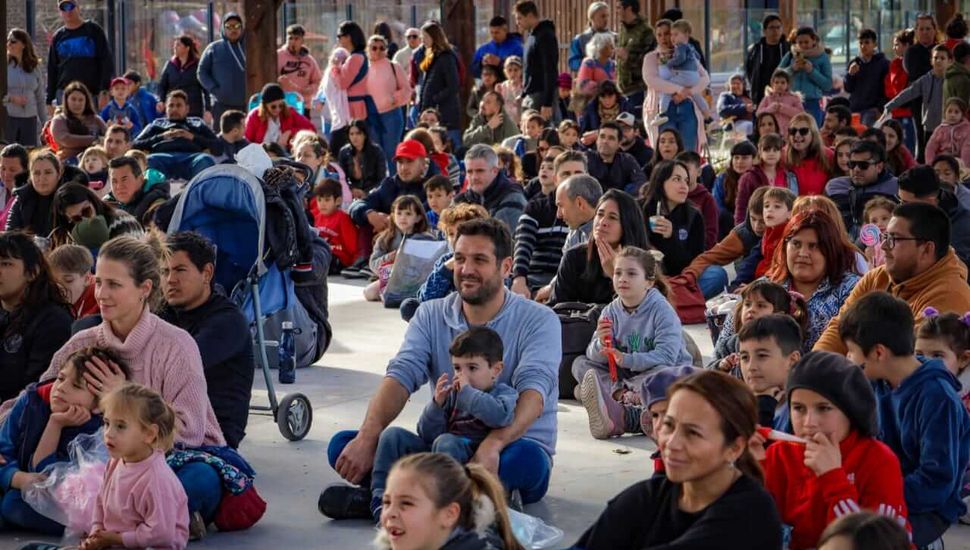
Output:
(320, 218), (561, 519)
(471, 16), (524, 79)
(198, 12), (247, 122)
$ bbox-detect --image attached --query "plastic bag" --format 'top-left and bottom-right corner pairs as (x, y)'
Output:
(509, 509), (564, 550)
(382, 238), (448, 309)
(22, 429), (109, 538)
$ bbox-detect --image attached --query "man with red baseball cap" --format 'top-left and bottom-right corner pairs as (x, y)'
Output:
(344, 139), (434, 277)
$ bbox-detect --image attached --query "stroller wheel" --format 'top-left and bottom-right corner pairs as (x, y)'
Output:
(277, 393), (313, 441)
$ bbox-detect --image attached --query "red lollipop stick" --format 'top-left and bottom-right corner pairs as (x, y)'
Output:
(603, 318), (618, 381)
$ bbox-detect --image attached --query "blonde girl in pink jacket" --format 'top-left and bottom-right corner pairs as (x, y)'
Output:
(756, 69), (804, 135)
(926, 97), (970, 166)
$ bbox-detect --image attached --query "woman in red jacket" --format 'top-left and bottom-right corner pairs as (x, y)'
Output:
(885, 29), (916, 153)
(758, 351), (910, 550)
(784, 112), (833, 196)
(244, 83), (316, 151)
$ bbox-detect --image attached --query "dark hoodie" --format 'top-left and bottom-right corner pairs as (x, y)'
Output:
(745, 38), (790, 105)
(944, 61), (970, 107)
(522, 19), (559, 109)
(160, 291), (254, 449)
(939, 189), (970, 277)
(844, 51), (890, 112)
(105, 177), (171, 227)
(824, 170), (899, 236)
(348, 171), (429, 228)
(873, 358), (970, 542)
(158, 55), (208, 117)
(197, 12), (247, 108)
(454, 171), (527, 233)
(5, 166), (88, 236)
(641, 196), (706, 277)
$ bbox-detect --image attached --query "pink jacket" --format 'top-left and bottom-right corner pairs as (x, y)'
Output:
(277, 46), (323, 103)
(93, 450), (189, 550)
(926, 118), (970, 166)
(756, 91), (804, 134)
(365, 58), (412, 114)
(642, 50), (709, 151)
(331, 52), (369, 120)
(43, 309), (226, 448)
(244, 107), (317, 149)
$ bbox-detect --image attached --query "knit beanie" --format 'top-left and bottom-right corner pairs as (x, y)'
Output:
(70, 215), (111, 249)
(261, 83), (285, 105)
(786, 351), (877, 437)
(640, 365), (701, 409)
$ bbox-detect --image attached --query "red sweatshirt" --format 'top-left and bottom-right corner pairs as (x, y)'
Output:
(314, 209), (359, 268)
(756, 223), (787, 277)
(72, 283), (99, 320)
(885, 57), (913, 119)
(764, 431), (910, 550)
(786, 147), (833, 197)
(687, 184), (719, 251)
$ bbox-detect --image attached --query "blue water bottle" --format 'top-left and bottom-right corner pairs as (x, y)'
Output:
(278, 321), (297, 384)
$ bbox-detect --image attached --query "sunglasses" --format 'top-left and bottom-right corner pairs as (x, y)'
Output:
(59, 2), (76, 12)
(788, 127), (810, 137)
(369, 45), (386, 51)
(225, 22), (242, 30)
(407, 34), (420, 40)
(67, 205), (94, 224)
(267, 101), (284, 111)
(848, 160), (874, 170)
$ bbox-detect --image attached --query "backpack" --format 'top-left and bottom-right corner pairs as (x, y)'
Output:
(553, 302), (604, 399)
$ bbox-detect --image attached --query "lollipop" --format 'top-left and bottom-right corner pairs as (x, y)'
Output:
(859, 223), (881, 247)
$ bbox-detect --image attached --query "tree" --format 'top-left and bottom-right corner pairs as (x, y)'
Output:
(242, 0), (285, 101)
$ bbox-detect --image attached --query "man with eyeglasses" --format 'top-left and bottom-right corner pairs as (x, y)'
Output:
(825, 140), (899, 237)
(815, 202), (970, 354)
(471, 16), (524, 79)
(277, 24), (322, 111)
(47, 0), (114, 117)
(745, 14), (789, 106)
(897, 165), (970, 280)
(393, 28), (422, 81)
(198, 12), (247, 123)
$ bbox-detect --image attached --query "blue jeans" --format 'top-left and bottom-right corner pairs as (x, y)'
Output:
(660, 99), (698, 153)
(176, 462), (222, 523)
(447, 129), (464, 156)
(803, 99), (823, 127)
(0, 489), (64, 535)
(148, 152), (216, 180)
(899, 116), (916, 153)
(328, 428), (552, 505)
(698, 265), (729, 300)
(624, 90), (645, 116)
(376, 109), (405, 176)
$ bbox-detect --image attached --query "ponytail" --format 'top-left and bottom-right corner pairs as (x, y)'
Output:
(466, 463), (523, 550)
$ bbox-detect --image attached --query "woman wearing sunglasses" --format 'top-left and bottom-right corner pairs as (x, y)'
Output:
(49, 183), (143, 252)
(784, 112), (834, 197)
(365, 35), (412, 175)
(243, 82), (316, 151)
(5, 29), (45, 147)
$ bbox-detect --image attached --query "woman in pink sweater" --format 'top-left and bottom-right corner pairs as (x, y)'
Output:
(365, 34), (412, 174)
(329, 21), (371, 154)
(755, 70), (804, 135)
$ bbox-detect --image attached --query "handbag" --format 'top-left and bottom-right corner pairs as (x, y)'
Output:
(667, 273), (707, 325)
(553, 302), (605, 399)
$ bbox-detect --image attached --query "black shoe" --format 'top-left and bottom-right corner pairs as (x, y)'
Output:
(341, 257), (369, 279)
(319, 484), (372, 520)
(507, 488), (523, 513)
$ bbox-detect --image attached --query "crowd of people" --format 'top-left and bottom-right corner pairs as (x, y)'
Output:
(4, 0), (970, 548)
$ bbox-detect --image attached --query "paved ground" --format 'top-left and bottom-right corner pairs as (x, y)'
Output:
(4, 279), (970, 548)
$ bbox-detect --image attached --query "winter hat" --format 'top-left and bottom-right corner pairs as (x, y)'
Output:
(558, 72), (573, 90)
(70, 216), (111, 249)
(620, 0), (641, 10)
(261, 83), (285, 105)
(786, 351), (877, 437)
(640, 365), (701, 409)
(224, 12), (243, 25)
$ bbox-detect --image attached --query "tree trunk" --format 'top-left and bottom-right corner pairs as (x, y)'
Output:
(242, 0), (285, 101)
(444, 0), (475, 131)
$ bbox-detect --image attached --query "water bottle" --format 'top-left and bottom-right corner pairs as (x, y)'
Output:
(278, 321), (297, 384)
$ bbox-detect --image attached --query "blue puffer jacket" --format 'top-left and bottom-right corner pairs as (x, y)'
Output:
(197, 14), (247, 107)
(778, 44), (833, 101)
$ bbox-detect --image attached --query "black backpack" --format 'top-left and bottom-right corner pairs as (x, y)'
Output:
(553, 302), (604, 399)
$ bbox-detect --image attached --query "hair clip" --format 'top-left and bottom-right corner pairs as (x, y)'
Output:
(923, 306), (940, 318)
(961, 312), (970, 328)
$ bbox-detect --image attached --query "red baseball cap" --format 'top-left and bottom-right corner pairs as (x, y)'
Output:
(393, 139), (427, 161)
(110, 77), (131, 88)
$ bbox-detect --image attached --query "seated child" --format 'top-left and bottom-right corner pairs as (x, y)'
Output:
(675, 151), (719, 250)
(376, 453), (521, 550)
(215, 110), (251, 164)
(399, 203), (489, 322)
(294, 133), (352, 210)
(656, 19), (710, 120)
(423, 175), (455, 232)
(755, 70), (805, 135)
(0, 348), (130, 535)
(860, 196), (894, 269)
(79, 146), (109, 194)
(370, 327), (517, 521)
(926, 97), (970, 166)
(574, 246), (694, 440)
(755, 186), (796, 277)
(365, 195), (434, 303)
(428, 127), (463, 190)
(712, 279), (809, 373)
(638, 365), (700, 474)
(735, 133), (796, 224)
(86, 383), (188, 549)
(47, 244), (98, 320)
(818, 512), (911, 550)
(840, 291), (970, 548)
(312, 178), (358, 274)
(761, 351), (909, 550)
(737, 314), (803, 431)
(500, 111), (544, 158)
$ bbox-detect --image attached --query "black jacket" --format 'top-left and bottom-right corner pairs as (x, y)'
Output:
(157, 57), (208, 117)
(337, 142), (388, 193)
(522, 19), (559, 109)
(454, 171), (528, 232)
(745, 38), (790, 105)
(133, 116), (223, 155)
(5, 166), (89, 237)
(47, 21), (113, 102)
(160, 292), (254, 448)
(941, 189), (970, 281)
(621, 137), (654, 168)
(0, 302), (72, 401)
(549, 244), (616, 306)
(419, 49), (462, 130)
(844, 52), (891, 112)
(586, 150), (647, 194)
(348, 172), (429, 227)
(107, 179), (171, 227)
(642, 197), (706, 276)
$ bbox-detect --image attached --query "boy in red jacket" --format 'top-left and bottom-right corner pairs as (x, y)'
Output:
(758, 351), (910, 550)
(312, 178), (358, 274)
(756, 187), (795, 277)
(676, 151), (719, 250)
(47, 245), (99, 320)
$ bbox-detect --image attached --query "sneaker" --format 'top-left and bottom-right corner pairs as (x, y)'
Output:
(318, 484), (373, 520)
(341, 257), (369, 279)
(649, 114), (669, 127)
(188, 511), (207, 541)
(580, 369), (625, 439)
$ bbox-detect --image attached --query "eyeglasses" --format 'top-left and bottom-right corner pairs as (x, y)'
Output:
(848, 160), (874, 170)
(881, 233), (925, 249)
(67, 205), (94, 224)
(59, 2), (76, 12)
(224, 23), (242, 30)
(267, 101), (284, 111)
(788, 127), (811, 136)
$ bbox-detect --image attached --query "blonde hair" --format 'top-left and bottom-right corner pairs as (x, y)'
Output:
(672, 19), (694, 35)
(101, 383), (178, 451)
(80, 146), (109, 167)
(123, 149), (149, 172)
(98, 232), (168, 312)
(785, 113), (832, 174)
(438, 203), (489, 232)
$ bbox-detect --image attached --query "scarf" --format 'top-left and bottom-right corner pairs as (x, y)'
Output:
(598, 100), (621, 124)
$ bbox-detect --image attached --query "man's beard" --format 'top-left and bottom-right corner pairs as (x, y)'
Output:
(457, 274), (502, 305)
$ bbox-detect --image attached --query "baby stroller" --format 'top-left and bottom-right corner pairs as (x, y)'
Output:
(165, 164), (313, 441)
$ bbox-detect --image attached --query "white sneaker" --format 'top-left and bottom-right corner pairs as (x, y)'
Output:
(649, 114), (669, 127)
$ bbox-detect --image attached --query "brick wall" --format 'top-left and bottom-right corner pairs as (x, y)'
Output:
(8, 1), (27, 31)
